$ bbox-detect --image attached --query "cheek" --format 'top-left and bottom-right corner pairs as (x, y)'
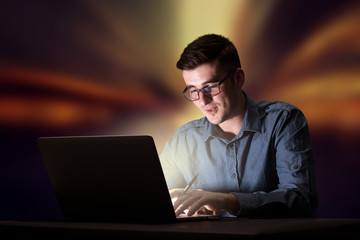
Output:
(192, 101), (202, 109)
(214, 94), (233, 112)
(212, 94), (227, 106)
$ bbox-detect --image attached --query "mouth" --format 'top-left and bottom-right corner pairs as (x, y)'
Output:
(204, 106), (218, 115)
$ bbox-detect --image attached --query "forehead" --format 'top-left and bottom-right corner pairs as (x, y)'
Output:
(182, 61), (222, 88)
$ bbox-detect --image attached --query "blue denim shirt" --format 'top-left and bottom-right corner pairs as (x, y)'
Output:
(160, 92), (317, 218)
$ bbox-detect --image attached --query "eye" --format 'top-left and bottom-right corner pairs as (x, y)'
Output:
(204, 84), (218, 93)
(203, 86), (212, 93)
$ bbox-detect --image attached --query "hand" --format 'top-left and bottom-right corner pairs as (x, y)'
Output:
(170, 188), (239, 216)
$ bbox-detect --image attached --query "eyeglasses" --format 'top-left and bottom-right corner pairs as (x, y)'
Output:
(182, 69), (236, 101)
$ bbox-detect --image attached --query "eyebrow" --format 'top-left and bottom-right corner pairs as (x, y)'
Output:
(184, 78), (219, 90)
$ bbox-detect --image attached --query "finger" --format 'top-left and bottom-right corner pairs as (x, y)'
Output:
(173, 196), (184, 210)
(174, 195), (200, 216)
(187, 199), (205, 216)
(196, 207), (213, 215)
(195, 206), (207, 214)
(169, 188), (184, 198)
(173, 190), (196, 210)
(213, 211), (220, 216)
(174, 198), (193, 216)
(170, 189), (185, 206)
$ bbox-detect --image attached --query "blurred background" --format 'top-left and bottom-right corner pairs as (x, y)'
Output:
(1, 0), (359, 219)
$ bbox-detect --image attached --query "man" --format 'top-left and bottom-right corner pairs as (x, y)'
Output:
(160, 34), (317, 218)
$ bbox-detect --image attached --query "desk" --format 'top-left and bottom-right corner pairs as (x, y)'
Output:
(1, 218), (359, 239)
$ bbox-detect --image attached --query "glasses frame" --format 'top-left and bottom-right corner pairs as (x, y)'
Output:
(182, 68), (236, 101)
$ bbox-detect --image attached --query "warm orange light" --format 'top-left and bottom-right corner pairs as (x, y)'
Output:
(0, 62), (170, 130)
(0, 96), (111, 129)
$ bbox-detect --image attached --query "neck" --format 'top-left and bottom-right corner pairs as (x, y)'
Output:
(218, 93), (247, 140)
(218, 116), (244, 140)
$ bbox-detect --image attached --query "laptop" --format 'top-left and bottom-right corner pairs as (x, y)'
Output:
(38, 135), (216, 223)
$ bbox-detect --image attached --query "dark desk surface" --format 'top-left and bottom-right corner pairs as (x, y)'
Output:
(1, 218), (360, 239)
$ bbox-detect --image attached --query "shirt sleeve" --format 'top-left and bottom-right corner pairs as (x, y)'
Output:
(159, 136), (187, 189)
(233, 109), (318, 218)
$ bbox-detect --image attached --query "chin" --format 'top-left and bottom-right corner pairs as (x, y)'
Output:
(206, 115), (222, 125)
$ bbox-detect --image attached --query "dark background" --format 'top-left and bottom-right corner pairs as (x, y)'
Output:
(1, 0), (359, 219)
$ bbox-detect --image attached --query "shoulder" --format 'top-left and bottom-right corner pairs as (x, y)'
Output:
(257, 100), (300, 115)
(259, 102), (309, 143)
(253, 99), (308, 132)
(177, 117), (208, 134)
(162, 117), (208, 155)
(256, 100), (306, 123)
(171, 117), (209, 143)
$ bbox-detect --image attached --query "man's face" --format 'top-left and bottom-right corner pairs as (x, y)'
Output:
(182, 61), (241, 126)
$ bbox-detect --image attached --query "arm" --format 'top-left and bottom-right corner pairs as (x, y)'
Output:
(161, 137), (240, 216)
(161, 109), (317, 218)
(159, 138), (187, 189)
(172, 110), (317, 218)
(233, 109), (317, 218)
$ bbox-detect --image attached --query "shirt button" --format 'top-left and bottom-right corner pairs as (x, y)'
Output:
(231, 173), (236, 178)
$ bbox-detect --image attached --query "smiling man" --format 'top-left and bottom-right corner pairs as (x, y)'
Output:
(160, 34), (317, 218)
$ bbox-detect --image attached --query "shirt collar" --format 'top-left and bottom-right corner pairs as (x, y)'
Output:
(203, 91), (262, 142)
(241, 91), (262, 134)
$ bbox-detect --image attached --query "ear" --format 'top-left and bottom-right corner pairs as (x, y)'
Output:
(234, 68), (245, 89)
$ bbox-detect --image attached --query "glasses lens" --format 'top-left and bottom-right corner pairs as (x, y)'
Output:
(183, 90), (198, 101)
(203, 86), (220, 97)
(189, 90), (199, 101)
(183, 85), (222, 101)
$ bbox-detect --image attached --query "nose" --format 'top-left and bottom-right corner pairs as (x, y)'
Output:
(198, 92), (212, 107)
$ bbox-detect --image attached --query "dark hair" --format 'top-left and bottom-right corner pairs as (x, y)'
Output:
(176, 34), (241, 70)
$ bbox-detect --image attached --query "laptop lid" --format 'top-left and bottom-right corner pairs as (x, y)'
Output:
(38, 135), (177, 223)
